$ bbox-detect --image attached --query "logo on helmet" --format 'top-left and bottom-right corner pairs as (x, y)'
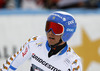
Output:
(63, 18), (66, 21)
(66, 28), (74, 32)
(53, 16), (55, 19)
(52, 14), (67, 22)
(68, 20), (74, 25)
(51, 13), (63, 19)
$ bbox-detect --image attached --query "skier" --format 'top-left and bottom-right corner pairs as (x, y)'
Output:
(0, 11), (82, 71)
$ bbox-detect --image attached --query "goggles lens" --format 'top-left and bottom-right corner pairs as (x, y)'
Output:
(45, 21), (64, 35)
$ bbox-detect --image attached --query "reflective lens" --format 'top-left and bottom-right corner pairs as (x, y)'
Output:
(45, 21), (64, 35)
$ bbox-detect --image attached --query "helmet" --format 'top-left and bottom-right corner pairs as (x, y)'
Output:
(46, 11), (77, 42)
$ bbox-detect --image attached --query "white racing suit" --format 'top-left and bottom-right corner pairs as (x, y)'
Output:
(0, 36), (82, 71)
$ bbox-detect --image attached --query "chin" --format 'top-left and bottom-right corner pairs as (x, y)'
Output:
(48, 41), (55, 45)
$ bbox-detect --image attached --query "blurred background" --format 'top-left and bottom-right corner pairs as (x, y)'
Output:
(0, 0), (100, 71)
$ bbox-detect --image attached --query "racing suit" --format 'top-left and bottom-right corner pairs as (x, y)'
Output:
(0, 36), (82, 71)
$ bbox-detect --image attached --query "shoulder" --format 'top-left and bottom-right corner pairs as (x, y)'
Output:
(19, 36), (46, 49)
(65, 47), (82, 70)
(20, 36), (47, 51)
(67, 47), (80, 58)
(24, 36), (47, 45)
(66, 46), (82, 63)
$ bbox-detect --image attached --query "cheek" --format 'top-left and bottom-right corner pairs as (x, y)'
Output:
(55, 35), (61, 41)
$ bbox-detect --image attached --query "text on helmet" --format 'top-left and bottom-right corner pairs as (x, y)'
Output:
(68, 20), (74, 25)
(66, 28), (74, 32)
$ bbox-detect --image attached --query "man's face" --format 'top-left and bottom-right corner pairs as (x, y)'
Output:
(47, 30), (61, 45)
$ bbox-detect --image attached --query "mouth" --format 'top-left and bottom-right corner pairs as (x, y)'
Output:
(49, 37), (55, 40)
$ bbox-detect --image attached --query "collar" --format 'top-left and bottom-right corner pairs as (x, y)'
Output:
(46, 41), (68, 55)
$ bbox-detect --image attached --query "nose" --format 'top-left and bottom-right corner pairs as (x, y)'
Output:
(48, 29), (54, 35)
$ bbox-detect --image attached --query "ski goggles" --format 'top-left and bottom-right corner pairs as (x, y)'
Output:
(45, 21), (64, 35)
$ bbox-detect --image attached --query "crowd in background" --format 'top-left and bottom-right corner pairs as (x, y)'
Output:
(0, 0), (100, 10)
